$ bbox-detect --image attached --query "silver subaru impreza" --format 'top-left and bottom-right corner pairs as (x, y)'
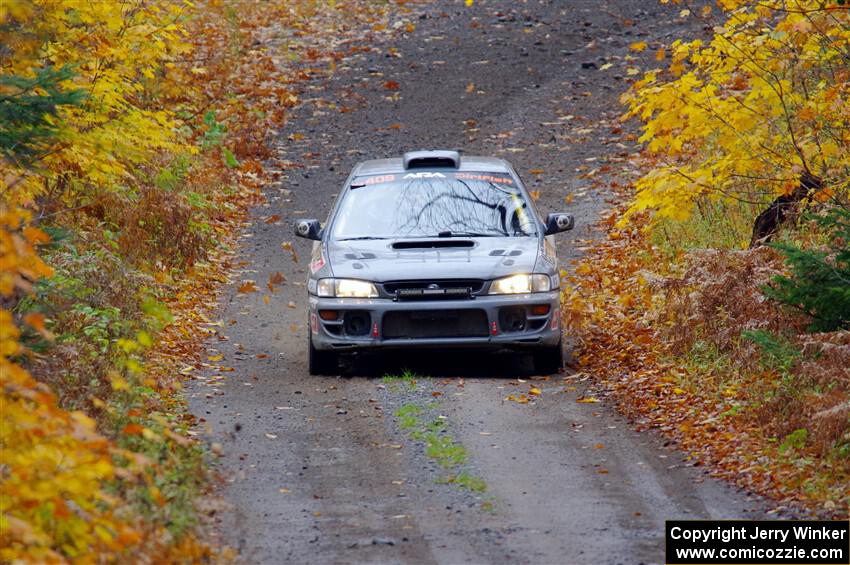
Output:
(294, 150), (574, 375)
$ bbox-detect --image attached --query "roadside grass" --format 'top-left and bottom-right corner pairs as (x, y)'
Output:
(438, 473), (488, 493)
(389, 393), (489, 497)
(382, 369), (419, 391)
(395, 403), (469, 468)
(651, 198), (762, 254)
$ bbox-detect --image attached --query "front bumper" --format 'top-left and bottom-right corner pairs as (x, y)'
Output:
(308, 291), (562, 351)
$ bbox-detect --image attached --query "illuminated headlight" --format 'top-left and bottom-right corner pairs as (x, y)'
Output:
(316, 278), (378, 298)
(489, 274), (551, 295)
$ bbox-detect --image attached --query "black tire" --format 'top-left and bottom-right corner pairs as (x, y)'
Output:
(308, 335), (338, 375)
(533, 340), (564, 375)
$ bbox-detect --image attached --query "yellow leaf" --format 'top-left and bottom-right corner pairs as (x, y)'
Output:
(110, 374), (130, 391)
(630, 41), (647, 52)
(576, 396), (600, 403)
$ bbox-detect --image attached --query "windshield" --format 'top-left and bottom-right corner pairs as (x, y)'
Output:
(331, 172), (538, 240)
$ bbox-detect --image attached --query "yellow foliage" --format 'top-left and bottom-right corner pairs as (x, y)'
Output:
(0, 207), (143, 561)
(621, 1), (850, 226)
(1, 0), (193, 204)
(0, 0), (195, 558)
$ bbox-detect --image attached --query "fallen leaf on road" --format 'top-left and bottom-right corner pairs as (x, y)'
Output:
(280, 242), (298, 263)
(383, 80), (400, 90)
(238, 280), (258, 293)
(577, 396), (600, 403)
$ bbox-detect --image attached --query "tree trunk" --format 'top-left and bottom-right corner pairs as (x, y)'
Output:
(749, 172), (822, 248)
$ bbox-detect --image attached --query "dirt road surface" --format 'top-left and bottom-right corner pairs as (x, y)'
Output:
(188, 2), (766, 563)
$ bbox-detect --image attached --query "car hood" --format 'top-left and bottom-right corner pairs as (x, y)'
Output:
(327, 237), (541, 281)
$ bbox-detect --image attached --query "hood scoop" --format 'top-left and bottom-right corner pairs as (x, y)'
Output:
(392, 240), (474, 250)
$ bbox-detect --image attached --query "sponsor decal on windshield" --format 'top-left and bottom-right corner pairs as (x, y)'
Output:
(355, 174), (396, 186)
(403, 171), (446, 179)
(454, 172), (513, 184)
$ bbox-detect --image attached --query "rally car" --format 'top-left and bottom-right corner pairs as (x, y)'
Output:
(294, 150), (574, 375)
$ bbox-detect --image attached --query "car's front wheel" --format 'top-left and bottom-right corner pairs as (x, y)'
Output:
(532, 340), (564, 375)
(308, 334), (338, 375)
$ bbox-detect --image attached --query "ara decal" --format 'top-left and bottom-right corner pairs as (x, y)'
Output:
(402, 171), (447, 179)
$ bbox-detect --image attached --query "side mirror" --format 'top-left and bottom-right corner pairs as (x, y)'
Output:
(545, 213), (575, 235)
(294, 219), (322, 241)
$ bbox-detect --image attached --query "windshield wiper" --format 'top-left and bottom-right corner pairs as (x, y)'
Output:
(437, 230), (501, 238)
(336, 236), (388, 241)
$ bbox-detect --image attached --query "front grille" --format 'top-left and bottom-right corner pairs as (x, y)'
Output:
(382, 279), (485, 294)
(383, 309), (488, 339)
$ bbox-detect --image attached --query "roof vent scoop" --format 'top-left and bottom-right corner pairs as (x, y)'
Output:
(403, 150), (461, 170)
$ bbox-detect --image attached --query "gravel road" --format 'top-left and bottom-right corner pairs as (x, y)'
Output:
(188, 2), (766, 563)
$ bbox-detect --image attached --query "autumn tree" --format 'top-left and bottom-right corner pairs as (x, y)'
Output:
(622, 0), (850, 228)
(0, 0), (193, 207)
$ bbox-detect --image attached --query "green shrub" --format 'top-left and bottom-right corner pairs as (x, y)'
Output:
(765, 207), (850, 332)
(741, 329), (800, 375)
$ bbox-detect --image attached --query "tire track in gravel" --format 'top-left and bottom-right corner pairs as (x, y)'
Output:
(189, 2), (767, 563)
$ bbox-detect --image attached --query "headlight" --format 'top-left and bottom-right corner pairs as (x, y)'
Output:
(489, 274), (551, 294)
(316, 278), (378, 298)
